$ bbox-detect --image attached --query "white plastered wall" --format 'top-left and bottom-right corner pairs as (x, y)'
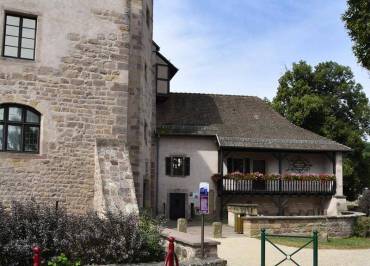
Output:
(158, 136), (219, 219)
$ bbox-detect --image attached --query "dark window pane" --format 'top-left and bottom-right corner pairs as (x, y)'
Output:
(6, 16), (20, 26)
(253, 160), (266, 174)
(165, 157), (171, 175)
(0, 108), (3, 121)
(0, 125), (3, 150)
(8, 107), (22, 122)
(227, 158), (233, 173)
(26, 110), (40, 123)
(185, 157), (190, 176)
(233, 159), (244, 173)
(24, 126), (39, 152)
(172, 156), (184, 176)
(7, 125), (22, 151)
(244, 158), (251, 173)
(5, 25), (19, 36)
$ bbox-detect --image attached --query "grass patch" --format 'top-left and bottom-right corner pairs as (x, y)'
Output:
(263, 236), (370, 250)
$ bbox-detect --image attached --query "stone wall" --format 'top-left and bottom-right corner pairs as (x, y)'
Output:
(162, 228), (227, 266)
(242, 212), (364, 238)
(0, 0), (147, 214)
(127, 0), (156, 211)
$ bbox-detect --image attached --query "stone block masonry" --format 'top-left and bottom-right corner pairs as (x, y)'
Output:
(94, 139), (138, 215)
(242, 212), (364, 238)
(0, 1), (148, 214)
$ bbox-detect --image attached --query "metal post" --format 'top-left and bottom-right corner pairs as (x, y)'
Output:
(32, 246), (41, 266)
(261, 229), (265, 266)
(201, 213), (205, 259)
(313, 230), (318, 266)
(165, 237), (179, 266)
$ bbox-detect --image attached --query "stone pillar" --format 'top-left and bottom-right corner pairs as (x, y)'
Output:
(335, 152), (343, 197)
(212, 222), (222, 238)
(177, 218), (187, 233)
(327, 152), (347, 215)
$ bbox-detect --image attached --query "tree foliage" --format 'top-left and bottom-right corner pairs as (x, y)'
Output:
(272, 61), (370, 199)
(342, 0), (370, 71)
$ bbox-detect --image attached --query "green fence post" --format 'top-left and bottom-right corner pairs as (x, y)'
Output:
(261, 229), (266, 266)
(313, 230), (318, 266)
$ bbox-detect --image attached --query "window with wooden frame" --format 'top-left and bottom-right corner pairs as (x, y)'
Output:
(165, 156), (190, 177)
(156, 64), (169, 95)
(0, 104), (41, 153)
(227, 158), (250, 173)
(2, 12), (37, 60)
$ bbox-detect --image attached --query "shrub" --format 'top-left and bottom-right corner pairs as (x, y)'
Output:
(48, 254), (80, 266)
(0, 201), (164, 266)
(358, 189), (370, 216)
(354, 217), (370, 238)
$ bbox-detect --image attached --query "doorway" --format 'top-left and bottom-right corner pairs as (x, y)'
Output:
(169, 193), (186, 220)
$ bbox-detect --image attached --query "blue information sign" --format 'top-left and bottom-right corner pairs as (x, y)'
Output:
(199, 182), (209, 214)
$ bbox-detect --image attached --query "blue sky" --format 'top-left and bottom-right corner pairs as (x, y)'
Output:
(154, 0), (370, 100)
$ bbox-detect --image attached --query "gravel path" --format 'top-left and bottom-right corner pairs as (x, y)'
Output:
(217, 236), (370, 266)
(183, 224), (370, 266)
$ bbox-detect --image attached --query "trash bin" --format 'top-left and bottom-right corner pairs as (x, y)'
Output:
(234, 214), (244, 234)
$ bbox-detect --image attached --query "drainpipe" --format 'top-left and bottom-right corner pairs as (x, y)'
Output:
(155, 133), (160, 216)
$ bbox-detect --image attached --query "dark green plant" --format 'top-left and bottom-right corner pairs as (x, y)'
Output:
(0, 201), (164, 266)
(359, 189), (370, 216)
(342, 0), (370, 71)
(47, 253), (80, 266)
(354, 217), (370, 238)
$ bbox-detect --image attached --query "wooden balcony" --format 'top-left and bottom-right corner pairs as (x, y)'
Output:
(221, 178), (336, 195)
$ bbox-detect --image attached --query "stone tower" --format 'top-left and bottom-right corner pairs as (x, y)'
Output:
(0, 0), (156, 214)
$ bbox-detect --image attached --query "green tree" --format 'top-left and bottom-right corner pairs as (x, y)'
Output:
(272, 61), (370, 199)
(342, 0), (370, 71)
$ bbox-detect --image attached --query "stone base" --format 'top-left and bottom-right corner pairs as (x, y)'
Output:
(326, 196), (348, 216)
(162, 228), (226, 263)
(180, 258), (227, 266)
(242, 212), (364, 238)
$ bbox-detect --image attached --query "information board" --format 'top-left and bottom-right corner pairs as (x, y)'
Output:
(199, 182), (209, 214)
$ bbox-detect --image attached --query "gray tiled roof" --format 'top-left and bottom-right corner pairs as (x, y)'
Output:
(157, 93), (351, 152)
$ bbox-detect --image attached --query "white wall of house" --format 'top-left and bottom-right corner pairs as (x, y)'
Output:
(157, 136), (219, 219)
(158, 136), (344, 218)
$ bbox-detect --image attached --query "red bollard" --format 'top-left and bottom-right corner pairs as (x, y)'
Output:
(32, 246), (41, 266)
(164, 237), (179, 266)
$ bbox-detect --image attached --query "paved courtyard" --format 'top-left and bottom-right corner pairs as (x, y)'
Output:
(180, 223), (370, 266)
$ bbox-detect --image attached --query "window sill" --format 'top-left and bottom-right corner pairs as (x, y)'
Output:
(0, 56), (36, 64)
(0, 152), (46, 159)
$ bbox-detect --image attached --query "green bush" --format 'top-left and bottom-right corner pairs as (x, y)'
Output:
(354, 217), (370, 237)
(47, 254), (80, 266)
(0, 201), (165, 265)
(358, 189), (370, 216)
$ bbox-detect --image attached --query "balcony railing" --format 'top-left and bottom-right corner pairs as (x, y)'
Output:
(221, 178), (336, 195)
